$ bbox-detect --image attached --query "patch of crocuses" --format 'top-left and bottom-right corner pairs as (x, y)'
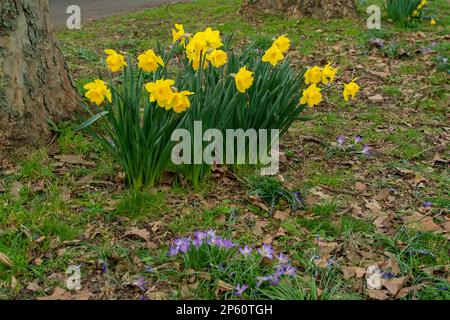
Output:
(167, 229), (297, 297)
(331, 135), (371, 157)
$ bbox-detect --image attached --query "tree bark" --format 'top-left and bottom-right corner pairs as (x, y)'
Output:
(0, 0), (78, 157)
(242, 0), (357, 19)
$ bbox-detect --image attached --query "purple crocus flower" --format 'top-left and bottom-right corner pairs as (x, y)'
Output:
(362, 145), (370, 156)
(174, 238), (184, 247)
(167, 246), (179, 257)
(276, 253), (289, 265)
(257, 244), (274, 259)
(207, 229), (216, 238)
(337, 135), (346, 146)
(133, 277), (147, 291)
(235, 284), (249, 297)
(423, 201), (432, 207)
(101, 261), (107, 274)
(239, 245), (253, 256)
(144, 266), (154, 273)
(178, 237), (191, 253)
(354, 136), (363, 144)
(256, 275), (273, 287)
(192, 237), (203, 247)
(283, 264), (297, 276)
(220, 239), (235, 249)
(270, 272), (281, 286)
(194, 231), (207, 241)
(294, 191), (305, 206)
(382, 271), (396, 279)
(208, 236), (222, 246)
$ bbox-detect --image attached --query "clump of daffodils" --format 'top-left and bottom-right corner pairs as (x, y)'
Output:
(80, 23), (362, 189)
(301, 62), (359, 107)
(412, 0), (427, 18)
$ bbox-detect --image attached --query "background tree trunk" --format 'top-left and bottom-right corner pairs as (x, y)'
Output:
(242, 0), (357, 19)
(0, 0), (78, 157)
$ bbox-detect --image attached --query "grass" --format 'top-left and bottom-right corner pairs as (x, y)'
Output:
(0, 0), (449, 300)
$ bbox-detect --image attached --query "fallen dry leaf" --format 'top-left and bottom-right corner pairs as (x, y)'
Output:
(217, 280), (234, 292)
(374, 189), (390, 201)
(395, 286), (415, 299)
(443, 221), (450, 232)
(26, 281), (42, 292)
(366, 200), (382, 212)
(367, 289), (389, 300)
(124, 227), (151, 241)
(368, 94), (384, 102)
(11, 276), (17, 289)
(0, 252), (13, 267)
(273, 210), (289, 221)
(252, 220), (268, 236)
(382, 277), (405, 296)
(341, 266), (366, 280)
(315, 240), (338, 256)
(354, 182), (367, 193)
(54, 155), (95, 167)
(403, 214), (442, 232)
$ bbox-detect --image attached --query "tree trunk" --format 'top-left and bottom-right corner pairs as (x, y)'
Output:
(0, 0), (78, 157)
(242, 0), (357, 19)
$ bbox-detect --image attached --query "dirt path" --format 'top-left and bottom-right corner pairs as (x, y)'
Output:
(49, 0), (189, 27)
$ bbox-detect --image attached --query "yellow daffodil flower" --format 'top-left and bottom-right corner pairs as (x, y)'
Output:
(343, 80), (360, 102)
(104, 49), (127, 73)
(172, 24), (186, 46)
(262, 45), (284, 67)
(430, 18), (436, 25)
(207, 49), (228, 68)
(274, 34), (291, 53)
(186, 35), (207, 54)
(186, 27), (224, 70)
(235, 67), (254, 93)
(417, 0), (426, 10)
(145, 79), (175, 109)
(412, 10), (419, 17)
(187, 49), (209, 70)
(202, 27), (223, 50)
(84, 80), (112, 105)
(322, 63), (337, 84)
(304, 66), (324, 85)
(171, 91), (194, 113)
(300, 84), (322, 108)
(138, 49), (164, 73)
